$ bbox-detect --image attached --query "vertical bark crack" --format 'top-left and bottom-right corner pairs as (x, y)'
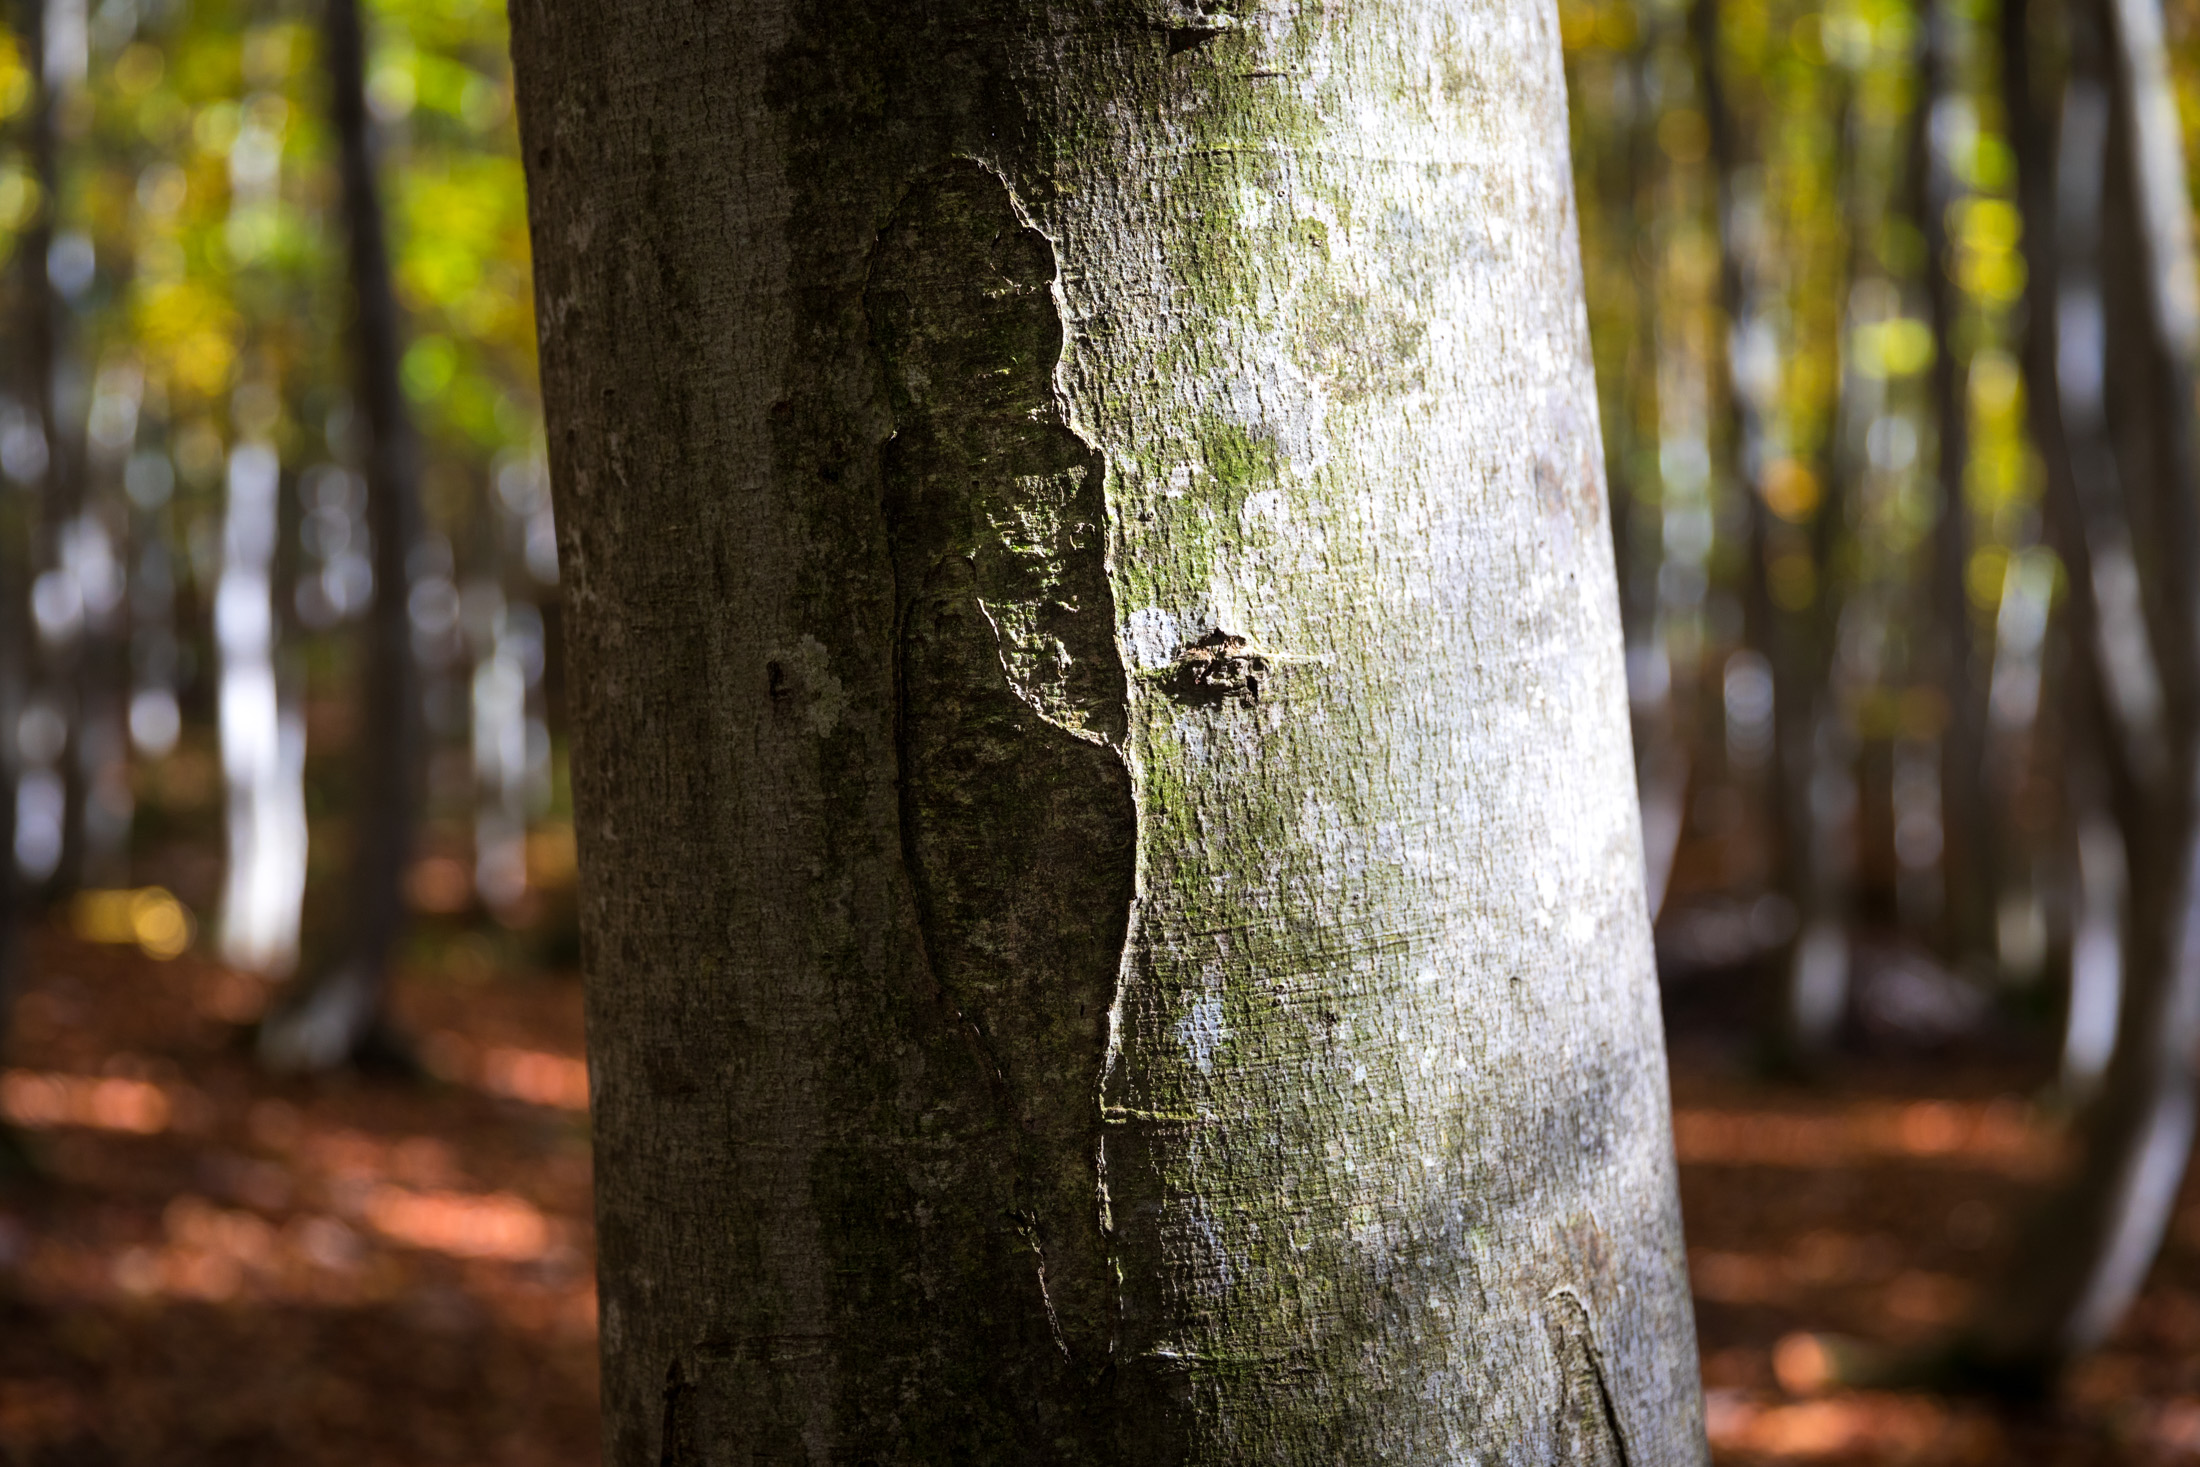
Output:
(867, 159), (1136, 1371)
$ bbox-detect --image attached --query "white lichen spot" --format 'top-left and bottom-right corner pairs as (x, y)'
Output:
(1124, 605), (1184, 671)
(1533, 866), (1559, 931)
(1178, 989), (1225, 1075)
(1240, 487), (1287, 543)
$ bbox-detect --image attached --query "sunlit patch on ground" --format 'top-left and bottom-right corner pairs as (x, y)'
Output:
(1681, 1063), (2200, 1464)
(0, 929), (599, 1466)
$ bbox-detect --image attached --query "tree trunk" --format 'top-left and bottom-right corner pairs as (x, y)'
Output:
(260, 0), (423, 1071)
(214, 443), (307, 973)
(1618, 18), (1690, 926)
(0, 429), (23, 1061)
(1783, 79), (1866, 1055)
(1943, 0), (2200, 1386)
(17, 0), (87, 899)
(1913, 0), (1995, 976)
(511, 3), (1705, 1462)
(1694, 0), (1849, 1055)
(0, 483), (22, 1177)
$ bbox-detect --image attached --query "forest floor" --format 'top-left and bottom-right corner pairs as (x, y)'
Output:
(2, 927), (2200, 1463)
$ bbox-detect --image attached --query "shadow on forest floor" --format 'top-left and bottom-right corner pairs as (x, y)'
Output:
(3, 925), (2200, 1462)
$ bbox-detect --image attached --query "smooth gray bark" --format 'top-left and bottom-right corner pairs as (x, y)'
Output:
(511, 2), (1705, 1461)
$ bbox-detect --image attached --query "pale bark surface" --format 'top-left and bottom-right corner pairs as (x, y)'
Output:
(510, 1), (1704, 1461)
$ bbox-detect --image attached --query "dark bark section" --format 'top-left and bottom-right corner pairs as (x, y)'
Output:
(870, 161), (1135, 1367)
(510, 8), (1159, 1462)
(261, 0), (422, 1068)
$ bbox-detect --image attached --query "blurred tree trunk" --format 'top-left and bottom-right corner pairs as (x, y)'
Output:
(1914, 0), (1997, 977)
(1695, 0), (1848, 1055)
(1781, 82), (1867, 1056)
(0, 0), (56, 1170)
(510, 1), (1708, 1462)
(1948, 0), (2200, 1386)
(0, 487), (21, 1175)
(259, 0), (421, 1071)
(1622, 19), (1691, 924)
(18, 0), (85, 899)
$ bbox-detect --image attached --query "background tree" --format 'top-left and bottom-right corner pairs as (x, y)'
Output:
(510, 0), (1706, 1461)
(257, 0), (424, 1072)
(1948, 0), (2200, 1388)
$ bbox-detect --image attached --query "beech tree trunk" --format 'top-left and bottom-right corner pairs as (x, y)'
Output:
(1915, 0), (1995, 976)
(17, 0), (87, 899)
(0, 428), (21, 1071)
(1954, 0), (2200, 1386)
(510, 2), (1706, 1461)
(260, 0), (422, 1070)
(1694, 0), (1850, 1057)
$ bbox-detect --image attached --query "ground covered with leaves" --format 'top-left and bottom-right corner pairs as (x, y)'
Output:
(4, 928), (2200, 1463)
(0, 929), (596, 1466)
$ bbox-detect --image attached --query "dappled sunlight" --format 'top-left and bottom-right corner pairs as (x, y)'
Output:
(0, 930), (599, 1465)
(1, 1069), (180, 1134)
(360, 1184), (553, 1262)
(1674, 1097), (2064, 1177)
(1705, 1391), (2004, 1461)
(421, 1028), (590, 1111)
(1679, 1061), (2200, 1464)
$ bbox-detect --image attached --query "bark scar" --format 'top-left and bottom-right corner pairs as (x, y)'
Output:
(867, 158), (1134, 1372)
(1547, 1287), (1634, 1467)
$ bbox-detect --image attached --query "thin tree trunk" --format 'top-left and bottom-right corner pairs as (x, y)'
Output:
(0, 475), (22, 1177)
(1695, 0), (1848, 1052)
(1911, 0), (1996, 976)
(260, 0), (422, 1071)
(1783, 80), (1866, 1054)
(1933, 0), (2200, 1386)
(0, 0), (61, 1176)
(214, 443), (307, 973)
(510, 2), (1706, 1462)
(18, 0), (86, 900)
(2001, 0), (2143, 1100)
(1692, 0), (1792, 844)
(1623, 20), (1691, 925)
